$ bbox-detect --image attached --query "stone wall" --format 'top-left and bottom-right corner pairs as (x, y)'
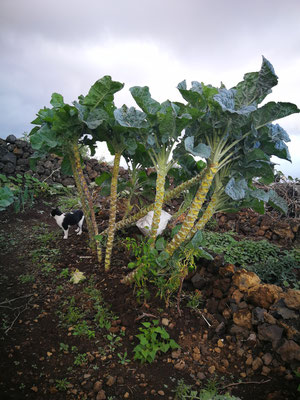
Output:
(0, 134), (127, 186)
(216, 208), (299, 245)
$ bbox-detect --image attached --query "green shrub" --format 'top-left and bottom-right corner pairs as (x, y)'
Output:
(133, 319), (179, 363)
(201, 231), (299, 287)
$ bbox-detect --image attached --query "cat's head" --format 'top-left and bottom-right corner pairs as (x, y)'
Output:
(50, 208), (63, 217)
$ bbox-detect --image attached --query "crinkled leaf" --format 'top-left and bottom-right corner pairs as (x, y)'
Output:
(234, 56), (278, 108)
(185, 136), (211, 159)
(50, 93), (65, 109)
(252, 102), (300, 129)
(244, 148), (270, 163)
(259, 124), (292, 161)
(225, 177), (248, 200)
(130, 86), (161, 115)
(83, 76), (124, 108)
(147, 135), (156, 146)
(268, 123), (290, 142)
(268, 189), (288, 214)
(214, 88), (256, 115)
(30, 125), (60, 150)
(249, 188), (269, 202)
(177, 80), (203, 106)
(75, 102), (109, 129)
(114, 105), (148, 129)
(157, 107), (176, 141)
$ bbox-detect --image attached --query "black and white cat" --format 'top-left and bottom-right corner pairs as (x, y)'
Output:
(50, 208), (85, 239)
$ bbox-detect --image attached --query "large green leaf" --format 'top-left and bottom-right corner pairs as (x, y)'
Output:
(30, 125), (60, 150)
(177, 80), (203, 106)
(185, 136), (211, 159)
(83, 76), (124, 108)
(258, 124), (292, 161)
(61, 156), (73, 176)
(214, 88), (256, 115)
(234, 56), (278, 108)
(114, 105), (149, 129)
(0, 186), (14, 211)
(75, 102), (109, 129)
(268, 189), (288, 214)
(252, 102), (300, 129)
(130, 86), (161, 115)
(249, 188), (269, 202)
(244, 148), (270, 163)
(50, 93), (65, 109)
(157, 107), (176, 142)
(225, 177), (248, 200)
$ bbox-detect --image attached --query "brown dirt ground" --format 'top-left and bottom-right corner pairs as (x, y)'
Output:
(0, 197), (299, 400)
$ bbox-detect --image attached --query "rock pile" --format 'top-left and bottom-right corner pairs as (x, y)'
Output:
(216, 209), (299, 244)
(0, 134), (127, 186)
(186, 261), (300, 380)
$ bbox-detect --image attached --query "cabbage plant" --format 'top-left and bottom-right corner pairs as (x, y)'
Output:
(165, 56), (299, 255)
(29, 76), (124, 263)
(115, 88), (193, 241)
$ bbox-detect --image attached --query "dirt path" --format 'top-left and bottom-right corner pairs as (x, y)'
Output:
(0, 198), (298, 399)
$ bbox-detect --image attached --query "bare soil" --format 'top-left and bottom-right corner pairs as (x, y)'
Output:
(0, 197), (299, 400)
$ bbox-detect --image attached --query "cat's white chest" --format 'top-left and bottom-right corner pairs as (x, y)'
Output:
(54, 214), (65, 228)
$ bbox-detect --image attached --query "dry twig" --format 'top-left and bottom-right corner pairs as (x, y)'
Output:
(221, 378), (271, 390)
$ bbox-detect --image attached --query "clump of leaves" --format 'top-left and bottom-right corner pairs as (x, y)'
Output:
(18, 274), (35, 284)
(186, 290), (203, 310)
(73, 353), (87, 366)
(133, 319), (179, 363)
(0, 173), (50, 213)
(55, 378), (70, 392)
(247, 250), (300, 288)
(175, 378), (240, 400)
(201, 231), (299, 287)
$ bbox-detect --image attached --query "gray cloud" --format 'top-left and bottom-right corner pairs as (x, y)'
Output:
(0, 0), (299, 176)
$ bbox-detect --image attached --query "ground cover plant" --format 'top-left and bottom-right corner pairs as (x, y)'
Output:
(1, 57), (300, 399)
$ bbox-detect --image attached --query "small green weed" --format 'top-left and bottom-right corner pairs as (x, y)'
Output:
(59, 343), (69, 352)
(133, 319), (179, 364)
(18, 274), (35, 284)
(106, 333), (122, 352)
(186, 290), (203, 311)
(74, 353), (87, 366)
(84, 286), (118, 331)
(174, 378), (240, 399)
(117, 351), (130, 365)
(58, 296), (86, 326)
(41, 264), (56, 276)
(73, 321), (95, 339)
(55, 378), (70, 391)
(59, 268), (69, 278)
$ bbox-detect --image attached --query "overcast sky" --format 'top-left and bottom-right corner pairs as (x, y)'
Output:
(1, 0), (299, 177)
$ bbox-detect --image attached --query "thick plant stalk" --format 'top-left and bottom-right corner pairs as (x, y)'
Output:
(102, 169), (206, 236)
(187, 189), (219, 240)
(70, 158), (94, 244)
(150, 169), (167, 241)
(105, 151), (121, 271)
(165, 164), (218, 256)
(72, 145), (102, 263)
